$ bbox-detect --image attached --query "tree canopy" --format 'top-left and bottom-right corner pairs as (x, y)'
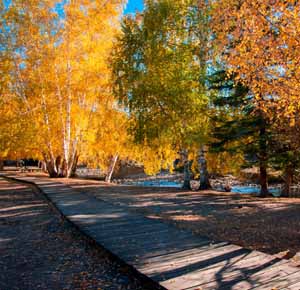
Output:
(1, 0), (300, 196)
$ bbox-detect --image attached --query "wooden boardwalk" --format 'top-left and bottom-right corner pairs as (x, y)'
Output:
(7, 175), (300, 290)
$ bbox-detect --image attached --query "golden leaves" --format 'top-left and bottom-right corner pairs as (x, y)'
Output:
(0, 0), (127, 166)
(212, 0), (300, 118)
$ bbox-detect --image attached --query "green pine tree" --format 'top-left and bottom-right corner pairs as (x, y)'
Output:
(209, 70), (273, 197)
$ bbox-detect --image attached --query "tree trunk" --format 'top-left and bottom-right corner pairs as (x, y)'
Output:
(55, 156), (62, 176)
(61, 158), (68, 177)
(182, 150), (191, 190)
(43, 153), (58, 178)
(105, 154), (119, 183)
(43, 149), (79, 178)
(0, 159), (4, 171)
(282, 165), (294, 197)
(259, 163), (268, 197)
(68, 153), (79, 178)
(258, 121), (269, 197)
(41, 161), (47, 172)
(198, 146), (211, 190)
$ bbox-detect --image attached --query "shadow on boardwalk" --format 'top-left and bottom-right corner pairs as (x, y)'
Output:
(6, 175), (300, 290)
(67, 180), (300, 257)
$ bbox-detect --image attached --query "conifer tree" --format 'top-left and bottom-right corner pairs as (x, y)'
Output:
(210, 70), (272, 197)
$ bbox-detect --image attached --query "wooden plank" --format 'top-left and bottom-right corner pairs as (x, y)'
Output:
(80, 213), (158, 227)
(132, 242), (220, 269)
(174, 258), (291, 290)
(136, 242), (229, 268)
(94, 224), (171, 242)
(140, 244), (254, 276)
(157, 247), (253, 288)
(249, 264), (300, 290)
(287, 275), (300, 290)
(219, 266), (299, 290)
(99, 229), (202, 256)
(120, 239), (210, 266)
(78, 214), (170, 234)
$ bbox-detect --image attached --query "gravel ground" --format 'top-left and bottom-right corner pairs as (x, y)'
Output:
(0, 178), (146, 290)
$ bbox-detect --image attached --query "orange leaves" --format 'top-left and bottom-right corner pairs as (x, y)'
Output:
(0, 0), (129, 169)
(212, 0), (300, 119)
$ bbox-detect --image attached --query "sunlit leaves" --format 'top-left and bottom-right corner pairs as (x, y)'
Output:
(212, 0), (300, 119)
(113, 0), (211, 175)
(0, 0), (126, 175)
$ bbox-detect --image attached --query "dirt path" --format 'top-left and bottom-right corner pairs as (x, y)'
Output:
(0, 178), (145, 290)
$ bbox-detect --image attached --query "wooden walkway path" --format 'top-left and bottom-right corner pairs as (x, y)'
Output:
(7, 175), (300, 290)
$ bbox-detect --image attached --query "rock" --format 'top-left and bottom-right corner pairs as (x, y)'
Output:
(224, 184), (232, 192)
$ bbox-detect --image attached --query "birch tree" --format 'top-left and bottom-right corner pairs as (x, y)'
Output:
(1, 0), (126, 177)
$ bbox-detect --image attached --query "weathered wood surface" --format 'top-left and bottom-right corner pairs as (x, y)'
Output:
(8, 175), (300, 290)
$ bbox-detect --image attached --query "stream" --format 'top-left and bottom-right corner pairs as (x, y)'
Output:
(124, 180), (281, 196)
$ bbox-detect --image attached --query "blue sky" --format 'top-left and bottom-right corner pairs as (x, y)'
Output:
(4, 0), (144, 16)
(124, 0), (144, 14)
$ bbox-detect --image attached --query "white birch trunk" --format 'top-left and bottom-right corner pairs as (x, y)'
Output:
(55, 64), (67, 174)
(65, 59), (72, 171)
(105, 154), (119, 183)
